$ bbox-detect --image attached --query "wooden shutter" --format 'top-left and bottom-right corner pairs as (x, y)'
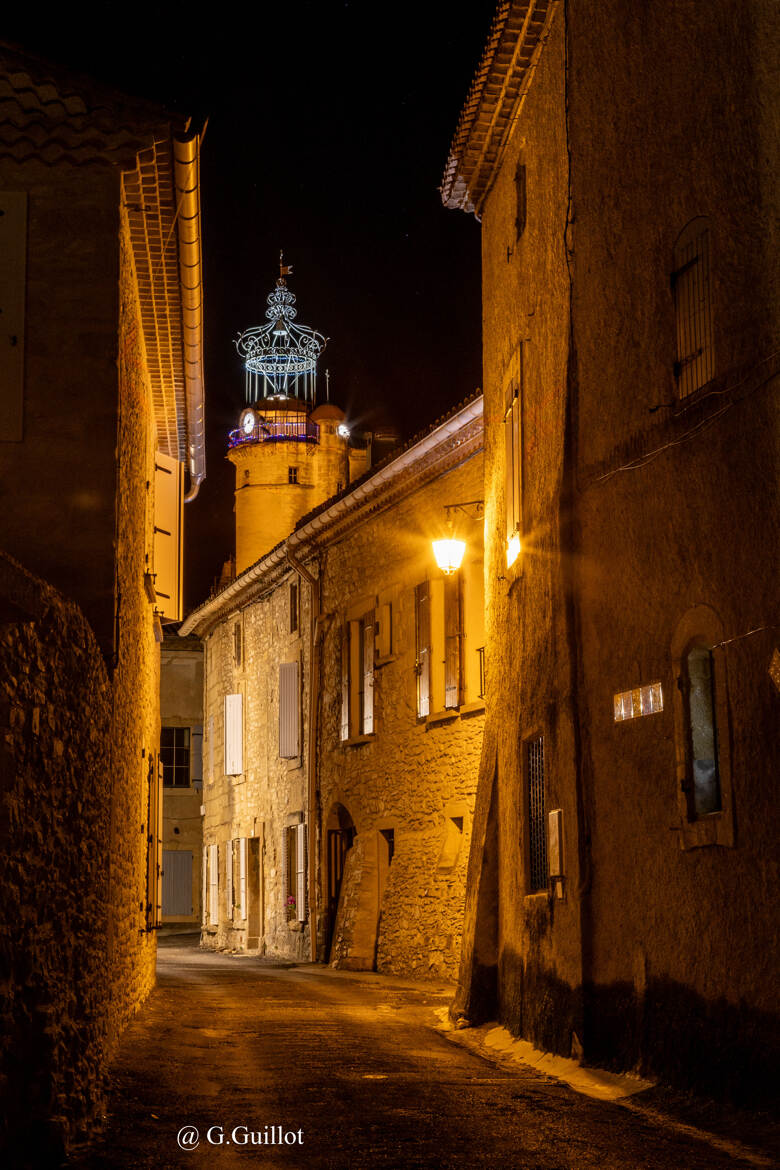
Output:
(296, 823), (307, 923)
(415, 582), (431, 718)
(208, 843), (219, 925)
(279, 662), (300, 758)
(0, 191), (26, 441)
(361, 610), (375, 734)
(190, 725), (203, 783)
(162, 850), (193, 917)
(201, 847), (208, 925)
(226, 838), (234, 921)
(444, 574), (462, 709)
(377, 602), (392, 659)
(224, 694), (243, 775)
(340, 625), (351, 741)
(238, 837), (247, 920)
(153, 451), (184, 621)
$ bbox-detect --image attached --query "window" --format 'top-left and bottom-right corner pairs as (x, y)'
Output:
(160, 726), (190, 787)
(290, 581), (299, 634)
(477, 647), (486, 699)
(233, 621), (242, 667)
(288, 466), (298, 484)
(283, 822), (307, 923)
(444, 574), (462, 709)
(515, 162), (526, 240)
(682, 643), (722, 817)
(527, 735), (547, 892)
(613, 682), (663, 722)
(672, 217), (714, 398)
(340, 612), (375, 739)
(279, 661), (300, 758)
(226, 838), (234, 921)
(415, 582), (431, 718)
(224, 693), (243, 776)
(671, 607), (734, 849)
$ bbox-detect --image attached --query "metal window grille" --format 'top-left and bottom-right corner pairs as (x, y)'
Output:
(160, 726), (190, 787)
(290, 581), (299, 633)
(233, 622), (242, 667)
(527, 736), (547, 891)
(477, 646), (486, 699)
(673, 220), (714, 398)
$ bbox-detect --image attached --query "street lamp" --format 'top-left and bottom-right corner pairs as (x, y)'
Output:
(431, 501), (483, 575)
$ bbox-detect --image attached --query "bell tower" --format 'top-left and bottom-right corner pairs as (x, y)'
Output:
(228, 259), (370, 574)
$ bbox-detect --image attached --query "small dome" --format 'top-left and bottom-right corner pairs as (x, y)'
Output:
(310, 403), (346, 422)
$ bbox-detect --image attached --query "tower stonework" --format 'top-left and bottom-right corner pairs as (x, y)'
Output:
(227, 275), (369, 573)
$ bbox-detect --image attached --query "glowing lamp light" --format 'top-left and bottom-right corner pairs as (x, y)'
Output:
(506, 532), (522, 568)
(337, 423), (350, 438)
(432, 537), (466, 576)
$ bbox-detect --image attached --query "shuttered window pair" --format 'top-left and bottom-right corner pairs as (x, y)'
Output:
(415, 580), (462, 716)
(282, 822), (307, 923)
(340, 613), (375, 739)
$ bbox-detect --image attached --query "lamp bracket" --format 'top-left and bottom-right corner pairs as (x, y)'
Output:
(444, 500), (484, 521)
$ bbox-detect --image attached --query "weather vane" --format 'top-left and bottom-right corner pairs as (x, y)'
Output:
(279, 249), (293, 284)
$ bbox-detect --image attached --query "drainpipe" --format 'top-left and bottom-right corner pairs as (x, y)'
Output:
(286, 546), (321, 962)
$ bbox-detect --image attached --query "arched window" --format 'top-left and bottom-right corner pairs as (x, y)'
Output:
(681, 642), (721, 817)
(672, 217), (714, 398)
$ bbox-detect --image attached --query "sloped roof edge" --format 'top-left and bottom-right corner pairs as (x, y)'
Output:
(440, 0), (557, 217)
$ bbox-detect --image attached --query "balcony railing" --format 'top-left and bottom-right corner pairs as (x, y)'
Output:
(228, 418), (320, 448)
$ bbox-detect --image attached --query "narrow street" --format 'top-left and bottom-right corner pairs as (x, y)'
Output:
(69, 937), (774, 1170)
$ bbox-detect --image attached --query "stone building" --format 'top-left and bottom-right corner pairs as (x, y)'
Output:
(0, 47), (205, 1158)
(442, 0), (779, 1102)
(160, 633), (204, 926)
(181, 281), (485, 975)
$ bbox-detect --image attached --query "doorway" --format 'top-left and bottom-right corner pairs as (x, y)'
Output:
(325, 804), (356, 959)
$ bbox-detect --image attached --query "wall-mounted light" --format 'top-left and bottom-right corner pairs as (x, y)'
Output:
(432, 501), (483, 575)
(337, 423), (350, 439)
(506, 532), (521, 568)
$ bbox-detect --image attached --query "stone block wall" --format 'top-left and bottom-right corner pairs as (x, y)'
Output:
(0, 555), (112, 1163)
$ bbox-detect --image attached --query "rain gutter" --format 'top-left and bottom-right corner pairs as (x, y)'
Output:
(173, 128), (206, 501)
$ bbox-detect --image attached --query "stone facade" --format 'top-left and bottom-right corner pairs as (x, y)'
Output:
(0, 49), (205, 1159)
(160, 635), (204, 925)
(183, 398), (485, 980)
(443, 0), (780, 1103)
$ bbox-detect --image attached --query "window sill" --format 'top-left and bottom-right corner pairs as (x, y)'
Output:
(340, 733), (375, 748)
(285, 757), (303, 771)
(426, 709), (459, 727)
(374, 654), (395, 669)
(459, 700), (486, 717)
(679, 809), (734, 850)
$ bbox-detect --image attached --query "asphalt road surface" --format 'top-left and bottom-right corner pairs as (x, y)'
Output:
(69, 936), (774, 1170)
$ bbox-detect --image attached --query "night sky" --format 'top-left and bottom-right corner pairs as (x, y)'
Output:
(5, 2), (497, 608)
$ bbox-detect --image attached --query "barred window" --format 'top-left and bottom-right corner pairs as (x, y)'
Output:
(160, 726), (190, 787)
(672, 218), (714, 398)
(527, 735), (547, 892)
(288, 466), (298, 484)
(683, 643), (722, 818)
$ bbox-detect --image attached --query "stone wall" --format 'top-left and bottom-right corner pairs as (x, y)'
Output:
(317, 451), (485, 981)
(0, 555), (112, 1163)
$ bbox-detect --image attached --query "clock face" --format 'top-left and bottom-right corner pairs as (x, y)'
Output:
(241, 410), (256, 436)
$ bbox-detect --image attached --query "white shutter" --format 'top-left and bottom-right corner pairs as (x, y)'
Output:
(208, 843), (219, 925)
(239, 838), (247, 920)
(0, 192), (26, 441)
(362, 611), (374, 734)
(202, 847), (208, 925)
(296, 823), (307, 923)
(153, 451), (184, 621)
(279, 662), (300, 759)
(224, 693), (243, 775)
(226, 839), (234, 921)
(207, 715), (214, 781)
